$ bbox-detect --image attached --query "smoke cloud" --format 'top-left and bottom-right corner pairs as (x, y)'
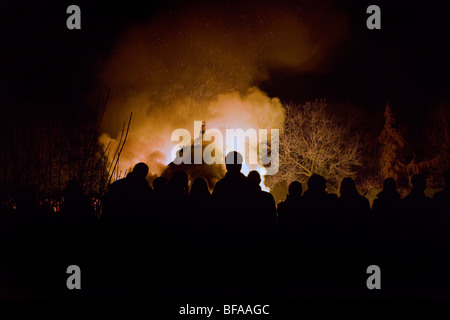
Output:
(98, 1), (348, 181)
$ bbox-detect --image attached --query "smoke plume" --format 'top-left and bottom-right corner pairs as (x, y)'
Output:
(98, 1), (348, 183)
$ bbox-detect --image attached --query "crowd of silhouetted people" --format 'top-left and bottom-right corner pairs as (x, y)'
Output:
(1, 151), (450, 299)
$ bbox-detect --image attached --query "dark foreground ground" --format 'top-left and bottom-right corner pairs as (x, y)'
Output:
(1, 207), (450, 301)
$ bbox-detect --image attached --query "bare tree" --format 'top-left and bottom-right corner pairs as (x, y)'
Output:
(266, 100), (361, 191)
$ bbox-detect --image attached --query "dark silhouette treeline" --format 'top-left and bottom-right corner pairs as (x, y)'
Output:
(1, 152), (450, 299)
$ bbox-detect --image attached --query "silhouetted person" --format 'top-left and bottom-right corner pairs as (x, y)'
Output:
(247, 170), (276, 229)
(150, 176), (168, 226)
(402, 174), (437, 294)
(336, 177), (371, 291)
(337, 177), (371, 225)
(372, 178), (402, 219)
(242, 170), (276, 290)
(99, 163), (154, 291)
(372, 177), (404, 249)
(187, 177), (212, 224)
(185, 177), (213, 285)
(433, 170), (450, 241)
(371, 178), (406, 294)
(277, 181), (303, 228)
(164, 170), (189, 205)
(211, 152), (254, 291)
(59, 179), (96, 229)
(189, 177), (211, 202)
(153, 176), (168, 198)
(301, 174), (337, 224)
(297, 174), (337, 290)
(212, 151), (251, 226)
(274, 181), (303, 290)
(152, 170), (190, 291)
(160, 170), (189, 229)
(275, 181), (303, 285)
(433, 170), (450, 292)
(101, 162), (153, 228)
(403, 174), (434, 223)
(433, 170), (450, 214)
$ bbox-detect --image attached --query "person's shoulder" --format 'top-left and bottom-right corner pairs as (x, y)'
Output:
(402, 193), (412, 201)
(112, 177), (128, 187)
(237, 172), (248, 183)
(262, 190), (275, 201)
(358, 194), (370, 203)
(328, 192), (338, 197)
(140, 178), (151, 189)
(105, 178), (126, 194)
(212, 178), (225, 193)
(433, 190), (445, 200)
(214, 178), (225, 187)
(327, 193), (338, 200)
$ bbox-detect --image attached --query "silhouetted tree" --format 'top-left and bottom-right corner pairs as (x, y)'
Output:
(420, 102), (450, 186)
(378, 103), (408, 183)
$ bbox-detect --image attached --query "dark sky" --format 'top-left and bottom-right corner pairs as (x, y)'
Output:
(1, 0), (449, 124)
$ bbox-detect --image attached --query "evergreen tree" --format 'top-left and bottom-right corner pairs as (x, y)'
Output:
(378, 103), (407, 182)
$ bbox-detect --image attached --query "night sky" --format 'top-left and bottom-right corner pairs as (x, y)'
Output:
(1, 0), (449, 123)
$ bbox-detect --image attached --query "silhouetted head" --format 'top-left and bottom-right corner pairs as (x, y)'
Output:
(64, 179), (85, 203)
(225, 151), (243, 174)
(153, 176), (168, 191)
(307, 174), (326, 193)
(288, 181), (302, 197)
(168, 170), (189, 194)
(411, 174), (426, 192)
(382, 178), (397, 193)
(190, 177), (210, 197)
(247, 170), (261, 187)
(132, 162), (149, 179)
(339, 177), (358, 198)
(444, 170), (450, 189)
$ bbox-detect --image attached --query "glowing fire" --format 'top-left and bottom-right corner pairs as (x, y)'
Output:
(97, 2), (346, 193)
(100, 88), (284, 192)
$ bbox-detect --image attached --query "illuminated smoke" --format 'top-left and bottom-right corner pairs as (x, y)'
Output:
(98, 1), (348, 188)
